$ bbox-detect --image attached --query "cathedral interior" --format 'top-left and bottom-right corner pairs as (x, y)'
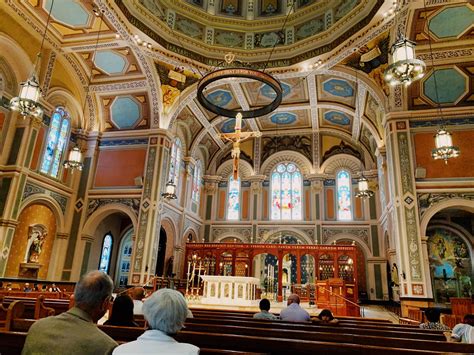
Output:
(0, 0), (473, 314)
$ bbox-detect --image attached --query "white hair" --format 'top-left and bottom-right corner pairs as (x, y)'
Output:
(143, 288), (188, 334)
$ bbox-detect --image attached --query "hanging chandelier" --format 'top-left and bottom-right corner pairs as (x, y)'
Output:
(384, 34), (425, 86)
(10, 0), (55, 119)
(162, 180), (178, 200)
(355, 175), (374, 199)
(63, 146), (84, 171)
(431, 128), (460, 164)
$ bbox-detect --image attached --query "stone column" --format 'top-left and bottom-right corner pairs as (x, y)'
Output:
(130, 131), (173, 285)
(385, 118), (431, 300)
(201, 175), (220, 242)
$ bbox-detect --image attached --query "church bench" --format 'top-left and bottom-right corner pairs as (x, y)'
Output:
(175, 330), (447, 354)
(183, 322), (474, 354)
(0, 330), (267, 355)
(1, 296), (69, 318)
(184, 317), (446, 341)
(188, 313), (429, 333)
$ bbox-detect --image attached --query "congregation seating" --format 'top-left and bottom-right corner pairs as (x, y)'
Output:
(1, 295), (474, 354)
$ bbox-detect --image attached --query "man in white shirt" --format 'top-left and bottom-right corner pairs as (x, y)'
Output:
(279, 294), (310, 322)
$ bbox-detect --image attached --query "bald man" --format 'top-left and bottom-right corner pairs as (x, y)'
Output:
(279, 294), (310, 322)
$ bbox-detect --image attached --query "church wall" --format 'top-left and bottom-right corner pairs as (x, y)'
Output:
(29, 126), (45, 171)
(325, 188), (335, 220)
(94, 148), (147, 187)
(5, 204), (56, 279)
(242, 189), (249, 220)
(218, 188), (226, 219)
(413, 130), (474, 178)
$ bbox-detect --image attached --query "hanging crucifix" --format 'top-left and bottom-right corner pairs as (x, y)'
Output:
(220, 113), (261, 179)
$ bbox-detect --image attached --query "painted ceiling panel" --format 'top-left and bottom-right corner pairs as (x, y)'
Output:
(44, 0), (90, 28)
(423, 68), (467, 104)
(94, 51), (128, 75)
(110, 96), (142, 129)
(429, 5), (474, 39)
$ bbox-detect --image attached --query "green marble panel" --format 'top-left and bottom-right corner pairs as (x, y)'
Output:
(25, 129), (37, 168)
(7, 128), (24, 165)
(371, 225), (379, 257)
(374, 264), (383, 299)
(0, 178), (12, 216)
(80, 242), (92, 276)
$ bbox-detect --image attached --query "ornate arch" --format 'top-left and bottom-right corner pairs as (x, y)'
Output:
(45, 88), (84, 129)
(261, 150), (313, 176)
(82, 203), (138, 238)
(320, 153), (361, 175)
(420, 198), (474, 237)
(19, 195), (65, 234)
(324, 232), (372, 259)
(182, 227), (200, 243)
(216, 159), (254, 179)
(0, 33), (33, 89)
(215, 234), (248, 243)
(260, 229), (312, 245)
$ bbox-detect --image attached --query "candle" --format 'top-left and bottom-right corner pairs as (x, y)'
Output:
(187, 261), (191, 276)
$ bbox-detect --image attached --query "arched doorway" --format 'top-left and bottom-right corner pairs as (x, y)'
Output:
(155, 227), (167, 276)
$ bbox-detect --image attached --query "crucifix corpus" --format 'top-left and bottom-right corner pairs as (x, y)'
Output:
(220, 113), (261, 179)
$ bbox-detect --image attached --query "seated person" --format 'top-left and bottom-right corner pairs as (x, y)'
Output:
(104, 294), (139, 327)
(33, 283), (39, 291)
(313, 309), (339, 324)
(23, 283), (32, 292)
(49, 283), (61, 292)
(113, 288), (199, 354)
(445, 314), (474, 343)
(129, 287), (146, 315)
(420, 308), (450, 330)
(253, 298), (278, 320)
(279, 294), (310, 322)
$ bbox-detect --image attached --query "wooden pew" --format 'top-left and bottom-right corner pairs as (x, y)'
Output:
(183, 322), (474, 354)
(34, 295), (54, 319)
(184, 317), (446, 341)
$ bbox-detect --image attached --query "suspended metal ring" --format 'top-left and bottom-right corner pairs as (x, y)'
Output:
(197, 67), (282, 118)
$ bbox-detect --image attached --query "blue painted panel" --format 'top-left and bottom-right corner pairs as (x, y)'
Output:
(110, 97), (141, 129)
(324, 111), (351, 126)
(429, 6), (474, 38)
(323, 79), (354, 97)
(94, 51), (127, 75)
(270, 112), (297, 124)
(260, 82), (290, 99)
(424, 68), (466, 104)
(45, 0), (90, 27)
(221, 118), (246, 133)
(206, 90), (232, 108)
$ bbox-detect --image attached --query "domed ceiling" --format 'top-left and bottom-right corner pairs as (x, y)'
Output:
(118, 0), (384, 67)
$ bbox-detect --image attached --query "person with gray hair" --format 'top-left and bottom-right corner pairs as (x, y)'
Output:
(113, 288), (199, 354)
(22, 271), (118, 355)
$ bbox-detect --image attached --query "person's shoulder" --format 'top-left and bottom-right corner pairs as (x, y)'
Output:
(177, 342), (200, 354)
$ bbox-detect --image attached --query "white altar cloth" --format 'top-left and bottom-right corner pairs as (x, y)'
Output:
(200, 275), (260, 306)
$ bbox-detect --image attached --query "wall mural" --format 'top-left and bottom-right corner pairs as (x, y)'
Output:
(427, 227), (472, 303)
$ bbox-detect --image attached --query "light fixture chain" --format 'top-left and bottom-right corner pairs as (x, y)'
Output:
(35, 0), (55, 71)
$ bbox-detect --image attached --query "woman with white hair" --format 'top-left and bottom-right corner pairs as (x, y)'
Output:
(113, 288), (199, 354)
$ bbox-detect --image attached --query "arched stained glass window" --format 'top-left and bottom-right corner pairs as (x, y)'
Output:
(99, 233), (113, 273)
(40, 107), (70, 178)
(337, 170), (352, 221)
(227, 175), (240, 220)
(271, 163), (302, 220)
(192, 160), (201, 203)
(168, 138), (182, 185)
(116, 230), (132, 287)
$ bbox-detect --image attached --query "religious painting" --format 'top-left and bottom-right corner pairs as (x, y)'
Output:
(220, 0), (242, 16)
(427, 227), (472, 303)
(259, 0), (281, 16)
(25, 225), (47, 264)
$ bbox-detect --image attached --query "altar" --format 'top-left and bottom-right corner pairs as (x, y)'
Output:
(200, 275), (260, 306)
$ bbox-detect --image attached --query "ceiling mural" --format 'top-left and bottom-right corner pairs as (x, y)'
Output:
(11, 0), (472, 174)
(102, 94), (149, 130)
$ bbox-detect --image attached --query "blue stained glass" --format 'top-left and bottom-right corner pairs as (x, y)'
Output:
(40, 108), (70, 178)
(99, 234), (113, 273)
(337, 170), (352, 220)
(168, 138), (181, 186)
(227, 176), (240, 220)
(271, 163), (302, 220)
(192, 161), (201, 203)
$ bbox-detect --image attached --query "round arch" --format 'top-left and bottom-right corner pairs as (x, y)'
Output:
(261, 150), (313, 176)
(0, 33), (33, 87)
(182, 228), (200, 243)
(323, 232), (372, 259)
(82, 203), (138, 237)
(216, 159), (254, 179)
(420, 199), (474, 237)
(45, 88), (85, 129)
(261, 229), (312, 245)
(320, 153), (362, 176)
(215, 233), (249, 243)
(19, 195), (66, 234)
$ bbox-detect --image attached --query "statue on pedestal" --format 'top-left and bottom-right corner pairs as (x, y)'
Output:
(26, 225), (47, 264)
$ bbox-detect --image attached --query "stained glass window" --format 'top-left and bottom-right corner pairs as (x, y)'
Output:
(227, 175), (240, 220)
(168, 138), (182, 186)
(40, 107), (70, 178)
(271, 163), (302, 220)
(337, 170), (352, 221)
(117, 230), (132, 287)
(192, 160), (201, 203)
(99, 233), (113, 273)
